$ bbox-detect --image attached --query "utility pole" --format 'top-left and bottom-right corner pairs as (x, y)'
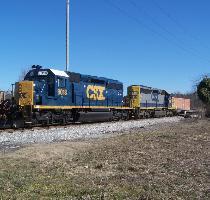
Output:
(66, 0), (70, 71)
(11, 84), (15, 98)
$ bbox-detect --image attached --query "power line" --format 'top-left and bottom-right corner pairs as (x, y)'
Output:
(151, 0), (210, 51)
(103, 0), (210, 64)
(127, 0), (210, 64)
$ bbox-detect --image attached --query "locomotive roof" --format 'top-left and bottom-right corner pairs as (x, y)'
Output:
(131, 85), (169, 94)
(50, 69), (69, 78)
(25, 66), (122, 85)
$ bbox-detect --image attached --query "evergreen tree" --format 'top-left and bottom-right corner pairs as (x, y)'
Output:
(197, 77), (210, 105)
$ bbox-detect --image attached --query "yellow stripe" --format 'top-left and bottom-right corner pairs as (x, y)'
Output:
(140, 107), (176, 110)
(140, 107), (166, 110)
(168, 107), (176, 110)
(33, 105), (132, 110)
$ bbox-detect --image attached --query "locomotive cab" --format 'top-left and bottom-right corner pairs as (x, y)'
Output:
(23, 65), (70, 107)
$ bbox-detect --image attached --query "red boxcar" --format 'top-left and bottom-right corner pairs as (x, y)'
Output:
(172, 97), (191, 110)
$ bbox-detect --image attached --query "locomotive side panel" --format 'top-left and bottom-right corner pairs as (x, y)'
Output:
(127, 85), (170, 109)
(68, 74), (124, 108)
(140, 87), (169, 109)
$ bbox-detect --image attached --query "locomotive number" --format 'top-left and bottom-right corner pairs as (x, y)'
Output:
(86, 85), (105, 101)
(58, 88), (68, 96)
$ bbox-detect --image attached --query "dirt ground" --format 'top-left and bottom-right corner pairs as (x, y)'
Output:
(0, 119), (209, 199)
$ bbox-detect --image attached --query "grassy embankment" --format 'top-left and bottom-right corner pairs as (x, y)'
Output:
(0, 119), (209, 199)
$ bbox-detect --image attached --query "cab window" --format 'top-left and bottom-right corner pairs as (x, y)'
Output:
(58, 78), (66, 88)
(48, 78), (55, 96)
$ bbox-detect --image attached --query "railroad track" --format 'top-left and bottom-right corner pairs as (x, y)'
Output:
(0, 116), (181, 134)
(0, 117), (182, 153)
(0, 120), (119, 133)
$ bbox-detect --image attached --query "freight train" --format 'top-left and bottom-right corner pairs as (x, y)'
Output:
(0, 65), (176, 128)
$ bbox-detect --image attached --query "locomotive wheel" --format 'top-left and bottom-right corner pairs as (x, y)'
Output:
(12, 120), (24, 129)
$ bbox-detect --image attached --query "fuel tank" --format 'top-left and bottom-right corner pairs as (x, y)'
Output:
(76, 111), (113, 122)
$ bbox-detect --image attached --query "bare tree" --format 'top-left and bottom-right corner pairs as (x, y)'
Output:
(18, 66), (31, 81)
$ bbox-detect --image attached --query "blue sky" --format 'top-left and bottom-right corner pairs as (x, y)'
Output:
(0, 0), (209, 93)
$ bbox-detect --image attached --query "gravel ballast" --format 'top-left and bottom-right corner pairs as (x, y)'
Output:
(0, 117), (181, 149)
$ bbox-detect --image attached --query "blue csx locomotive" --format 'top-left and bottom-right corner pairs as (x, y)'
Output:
(24, 65), (124, 108)
(0, 65), (175, 128)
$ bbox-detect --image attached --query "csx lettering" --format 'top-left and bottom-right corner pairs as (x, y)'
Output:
(86, 85), (105, 100)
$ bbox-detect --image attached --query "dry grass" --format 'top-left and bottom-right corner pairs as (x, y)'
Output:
(0, 119), (209, 199)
